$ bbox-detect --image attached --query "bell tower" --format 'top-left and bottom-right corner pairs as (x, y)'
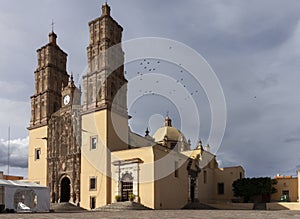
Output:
(61, 74), (81, 108)
(30, 31), (69, 128)
(80, 3), (129, 209)
(83, 2), (127, 114)
(81, 2), (128, 152)
(28, 31), (69, 186)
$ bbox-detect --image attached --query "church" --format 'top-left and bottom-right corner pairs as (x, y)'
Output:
(27, 3), (244, 210)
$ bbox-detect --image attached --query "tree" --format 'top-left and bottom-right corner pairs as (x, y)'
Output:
(232, 177), (277, 203)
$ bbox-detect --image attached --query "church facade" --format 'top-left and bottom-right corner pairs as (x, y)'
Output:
(28, 3), (244, 210)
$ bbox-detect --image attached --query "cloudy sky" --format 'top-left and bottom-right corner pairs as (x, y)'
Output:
(1, 0), (300, 178)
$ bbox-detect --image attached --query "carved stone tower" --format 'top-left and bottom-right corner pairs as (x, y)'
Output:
(30, 31), (69, 128)
(28, 31), (69, 186)
(80, 3), (129, 209)
(83, 3), (127, 115)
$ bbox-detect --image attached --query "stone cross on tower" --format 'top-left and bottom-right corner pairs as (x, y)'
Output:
(51, 19), (55, 32)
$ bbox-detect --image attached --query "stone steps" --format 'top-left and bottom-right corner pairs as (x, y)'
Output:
(50, 203), (86, 213)
(182, 202), (216, 210)
(253, 203), (266, 210)
(94, 201), (152, 211)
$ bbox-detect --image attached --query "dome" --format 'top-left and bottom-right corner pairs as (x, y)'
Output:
(152, 115), (187, 143)
(153, 126), (185, 142)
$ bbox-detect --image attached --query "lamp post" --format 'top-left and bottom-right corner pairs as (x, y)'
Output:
(7, 126), (10, 176)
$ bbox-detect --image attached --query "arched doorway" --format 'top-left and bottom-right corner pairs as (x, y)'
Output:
(121, 173), (133, 201)
(60, 177), (70, 202)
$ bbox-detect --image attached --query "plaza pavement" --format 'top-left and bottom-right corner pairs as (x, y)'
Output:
(0, 210), (300, 219)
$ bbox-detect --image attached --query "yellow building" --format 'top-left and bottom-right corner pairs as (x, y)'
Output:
(79, 115), (245, 210)
(271, 175), (298, 202)
(27, 3), (245, 210)
(298, 171), (300, 203)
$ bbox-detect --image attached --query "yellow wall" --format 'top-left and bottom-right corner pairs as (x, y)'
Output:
(272, 177), (298, 202)
(80, 109), (128, 209)
(81, 109), (128, 157)
(112, 147), (155, 209)
(82, 110), (107, 147)
(196, 157), (237, 203)
(299, 171), (300, 203)
(81, 110), (109, 209)
(80, 153), (110, 209)
(28, 126), (48, 186)
(107, 110), (128, 152)
(153, 147), (189, 209)
(112, 146), (190, 209)
(214, 166), (244, 202)
(181, 150), (228, 203)
(198, 166), (215, 202)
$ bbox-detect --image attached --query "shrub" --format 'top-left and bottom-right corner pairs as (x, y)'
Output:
(128, 193), (135, 202)
(115, 195), (121, 202)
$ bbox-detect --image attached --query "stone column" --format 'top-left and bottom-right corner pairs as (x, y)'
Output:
(114, 162), (121, 199)
(58, 183), (61, 203)
(132, 163), (140, 203)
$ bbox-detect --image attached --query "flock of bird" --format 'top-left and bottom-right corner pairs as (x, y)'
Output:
(125, 58), (201, 101)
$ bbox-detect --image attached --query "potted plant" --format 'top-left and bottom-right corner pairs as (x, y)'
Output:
(115, 195), (121, 202)
(128, 193), (135, 202)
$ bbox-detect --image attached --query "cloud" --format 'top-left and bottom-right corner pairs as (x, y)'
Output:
(0, 98), (30, 139)
(0, 80), (30, 100)
(0, 136), (28, 169)
(0, 0), (300, 178)
(285, 136), (300, 143)
(284, 128), (300, 143)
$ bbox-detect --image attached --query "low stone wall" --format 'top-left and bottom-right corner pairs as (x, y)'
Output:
(267, 202), (300, 210)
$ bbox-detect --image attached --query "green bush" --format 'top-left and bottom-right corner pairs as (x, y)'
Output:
(232, 177), (277, 203)
(128, 193), (135, 201)
(115, 195), (121, 202)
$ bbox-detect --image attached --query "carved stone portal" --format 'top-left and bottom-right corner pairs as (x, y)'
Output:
(47, 107), (81, 204)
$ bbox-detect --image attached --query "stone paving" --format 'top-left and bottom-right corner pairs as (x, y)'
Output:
(1, 210), (300, 219)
